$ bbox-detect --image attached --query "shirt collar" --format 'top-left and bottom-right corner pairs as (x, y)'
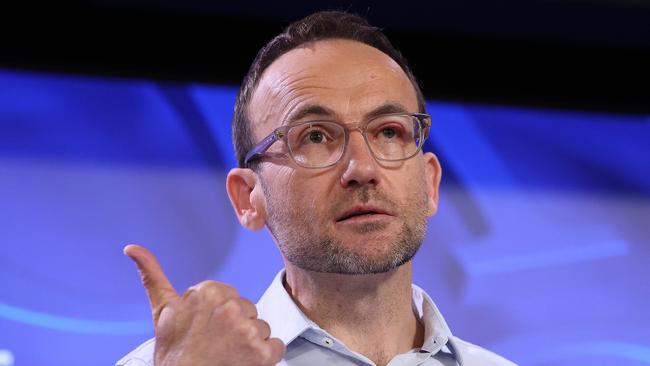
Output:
(256, 269), (314, 345)
(411, 283), (452, 352)
(256, 269), (461, 364)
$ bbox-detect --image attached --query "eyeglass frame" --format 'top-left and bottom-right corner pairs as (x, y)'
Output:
(244, 112), (432, 169)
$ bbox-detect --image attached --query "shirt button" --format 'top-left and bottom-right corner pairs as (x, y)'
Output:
(322, 337), (334, 347)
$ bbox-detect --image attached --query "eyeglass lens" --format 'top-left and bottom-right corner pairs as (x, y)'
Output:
(286, 115), (422, 168)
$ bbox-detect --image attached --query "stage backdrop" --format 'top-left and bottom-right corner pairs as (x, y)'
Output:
(0, 69), (649, 366)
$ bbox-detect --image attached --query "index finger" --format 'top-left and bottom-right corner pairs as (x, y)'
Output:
(266, 337), (286, 365)
(124, 244), (179, 325)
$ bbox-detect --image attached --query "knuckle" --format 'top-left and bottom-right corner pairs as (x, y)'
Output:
(273, 339), (287, 358)
(192, 280), (239, 301)
(238, 297), (258, 317)
(221, 284), (239, 299)
(256, 319), (271, 338)
(243, 322), (260, 341)
(180, 288), (199, 304)
(261, 340), (285, 365)
(220, 298), (243, 318)
(238, 296), (254, 307)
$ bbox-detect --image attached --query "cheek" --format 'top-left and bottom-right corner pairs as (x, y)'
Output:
(267, 167), (296, 196)
(268, 167), (315, 212)
(285, 171), (336, 217)
(387, 161), (418, 186)
(390, 164), (429, 203)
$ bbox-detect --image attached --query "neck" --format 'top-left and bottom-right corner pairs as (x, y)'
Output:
(284, 261), (424, 366)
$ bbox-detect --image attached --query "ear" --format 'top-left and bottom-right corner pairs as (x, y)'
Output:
(226, 168), (267, 231)
(423, 152), (442, 216)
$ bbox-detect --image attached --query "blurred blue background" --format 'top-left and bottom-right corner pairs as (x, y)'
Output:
(0, 67), (648, 366)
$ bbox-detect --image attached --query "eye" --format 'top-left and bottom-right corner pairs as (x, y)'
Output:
(308, 130), (325, 144)
(372, 122), (406, 141)
(381, 127), (397, 139)
(298, 126), (333, 146)
(289, 122), (342, 149)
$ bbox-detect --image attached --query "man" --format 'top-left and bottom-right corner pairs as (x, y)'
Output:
(117, 11), (516, 366)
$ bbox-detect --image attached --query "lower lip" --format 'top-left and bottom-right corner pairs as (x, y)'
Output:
(335, 213), (392, 225)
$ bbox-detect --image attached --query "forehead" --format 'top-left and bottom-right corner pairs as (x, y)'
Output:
(249, 39), (419, 137)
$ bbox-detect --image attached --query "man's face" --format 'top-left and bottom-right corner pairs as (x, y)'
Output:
(248, 39), (440, 274)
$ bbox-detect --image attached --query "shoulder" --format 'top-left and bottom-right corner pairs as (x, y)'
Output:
(115, 337), (289, 366)
(115, 338), (155, 366)
(450, 336), (517, 366)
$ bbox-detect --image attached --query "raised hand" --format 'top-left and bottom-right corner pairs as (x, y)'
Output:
(124, 244), (285, 366)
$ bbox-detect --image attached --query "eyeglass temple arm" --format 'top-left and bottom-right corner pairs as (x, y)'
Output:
(419, 115), (431, 140)
(244, 130), (283, 165)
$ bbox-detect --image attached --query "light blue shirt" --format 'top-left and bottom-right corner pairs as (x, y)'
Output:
(117, 270), (516, 366)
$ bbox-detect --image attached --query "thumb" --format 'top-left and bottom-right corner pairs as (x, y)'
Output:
(124, 244), (179, 325)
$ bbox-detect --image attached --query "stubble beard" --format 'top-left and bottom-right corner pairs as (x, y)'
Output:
(262, 179), (429, 275)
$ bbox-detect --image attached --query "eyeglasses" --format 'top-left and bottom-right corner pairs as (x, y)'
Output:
(244, 112), (431, 169)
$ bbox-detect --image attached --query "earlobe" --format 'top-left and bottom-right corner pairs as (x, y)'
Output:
(423, 152), (442, 216)
(226, 168), (267, 231)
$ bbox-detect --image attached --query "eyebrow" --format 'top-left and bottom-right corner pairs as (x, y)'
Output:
(285, 104), (337, 125)
(364, 102), (410, 120)
(284, 101), (412, 125)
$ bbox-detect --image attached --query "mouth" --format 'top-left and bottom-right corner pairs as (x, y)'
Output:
(335, 206), (393, 223)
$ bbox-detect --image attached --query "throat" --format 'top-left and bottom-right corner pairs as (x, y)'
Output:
(322, 311), (425, 366)
(283, 264), (422, 364)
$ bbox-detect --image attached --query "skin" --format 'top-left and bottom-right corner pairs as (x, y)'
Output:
(125, 39), (441, 366)
(124, 244), (285, 366)
(228, 39), (442, 365)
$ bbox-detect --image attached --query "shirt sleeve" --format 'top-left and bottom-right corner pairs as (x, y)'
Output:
(450, 336), (518, 366)
(115, 338), (155, 366)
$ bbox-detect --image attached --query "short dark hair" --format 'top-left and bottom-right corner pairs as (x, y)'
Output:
(232, 10), (426, 169)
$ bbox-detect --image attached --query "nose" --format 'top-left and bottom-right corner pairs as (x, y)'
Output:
(340, 131), (380, 188)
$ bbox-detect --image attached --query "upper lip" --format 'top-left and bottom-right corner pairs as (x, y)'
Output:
(335, 204), (394, 222)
